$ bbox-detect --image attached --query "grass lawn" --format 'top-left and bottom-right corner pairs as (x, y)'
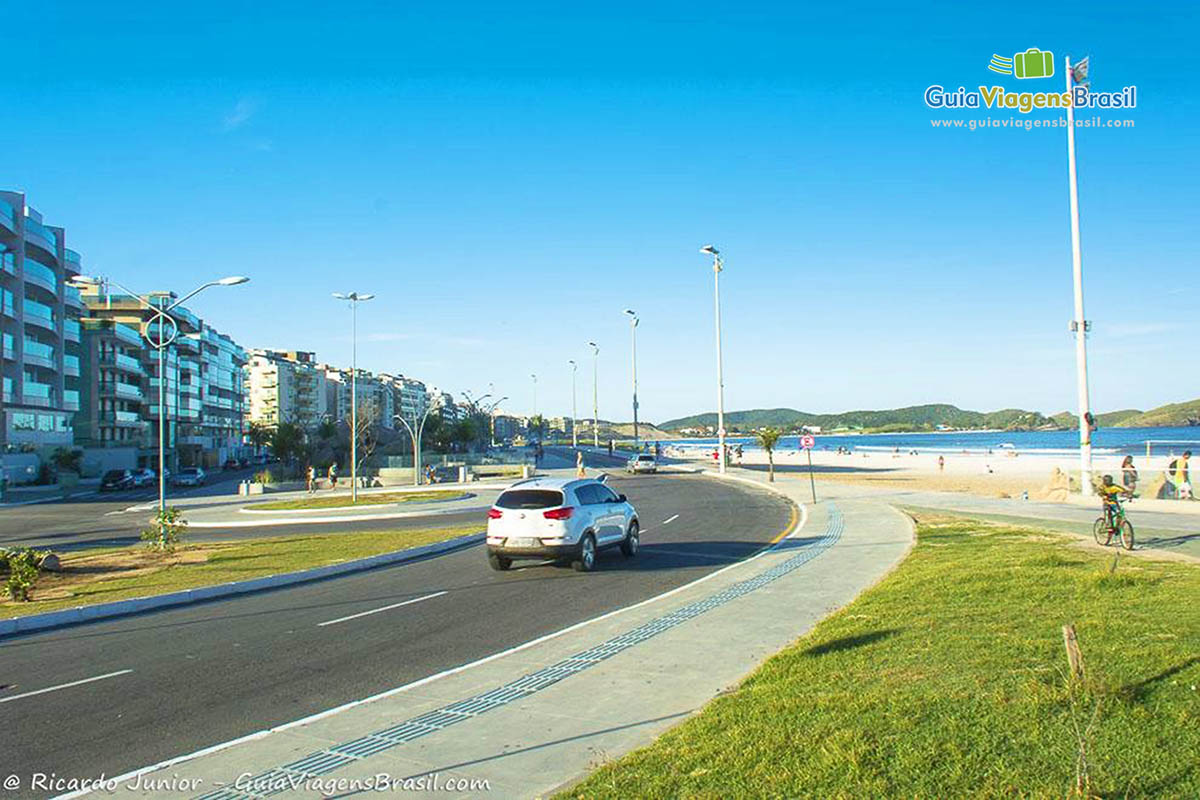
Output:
(563, 514), (1200, 799)
(252, 489), (468, 511)
(1, 523), (480, 619)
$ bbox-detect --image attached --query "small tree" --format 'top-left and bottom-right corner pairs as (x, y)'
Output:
(755, 427), (784, 482)
(246, 420), (272, 453)
(141, 506), (188, 552)
(270, 422), (306, 468)
(49, 447), (83, 475)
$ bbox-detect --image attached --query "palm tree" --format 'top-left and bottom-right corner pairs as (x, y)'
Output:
(755, 427), (784, 482)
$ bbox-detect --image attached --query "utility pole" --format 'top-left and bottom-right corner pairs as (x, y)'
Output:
(701, 246), (727, 474)
(1065, 56), (1092, 496)
(569, 360), (578, 449)
(588, 341), (599, 448)
(625, 310), (639, 447)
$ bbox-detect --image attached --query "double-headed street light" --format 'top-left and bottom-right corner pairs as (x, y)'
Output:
(68, 274), (249, 545)
(568, 360), (578, 449)
(624, 309), (639, 447)
(700, 245), (727, 474)
(587, 341), (599, 448)
(332, 291), (374, 502)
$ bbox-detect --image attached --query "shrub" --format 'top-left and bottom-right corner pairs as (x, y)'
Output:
(4, 549), (41, 601)
(253, 469), (276, 485)
(141, 506), (188, 552)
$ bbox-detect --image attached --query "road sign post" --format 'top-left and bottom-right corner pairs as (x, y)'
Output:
(801, 435), (817, 504)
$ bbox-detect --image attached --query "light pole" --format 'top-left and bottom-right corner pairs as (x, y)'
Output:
(333, 291), (374, 502)
(1065, 55), (1093, 496)
(393, 395), (442, 487)
(624, 309), (639, 448)
(69, 274), (249, 544)
(588, 341), (599, 448)
(568, 360), (578, 449)
(701, 245), (727, 474)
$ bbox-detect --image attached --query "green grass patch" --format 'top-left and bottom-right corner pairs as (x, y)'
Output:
(1, 523), (480, 619)
(562, 515), (1200, 799)
(252, 489), (468, 511)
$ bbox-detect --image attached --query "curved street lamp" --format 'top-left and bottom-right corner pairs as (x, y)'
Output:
(700, 245), (726, 474)
(332, 292), (374, 501)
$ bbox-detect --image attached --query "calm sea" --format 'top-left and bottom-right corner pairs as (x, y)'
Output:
(669, 426), (1200, 457)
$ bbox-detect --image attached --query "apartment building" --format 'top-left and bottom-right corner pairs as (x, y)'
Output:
(0, 191), (83, 458)
(246, 349), (328, 429)
(380, 373), (428, 424)
(322, 366), (394, 429)
(74, 318), (150, 456)
(80, 289), (248, 469)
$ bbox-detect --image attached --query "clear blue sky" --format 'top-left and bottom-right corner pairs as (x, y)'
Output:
(5, 1), (1196, 422)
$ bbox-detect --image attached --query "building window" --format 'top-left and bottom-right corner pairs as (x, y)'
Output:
(12, 412), (37, 431)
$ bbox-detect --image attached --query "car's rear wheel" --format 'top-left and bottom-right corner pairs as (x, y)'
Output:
(620, 521), (639, 557)
(573, 533), (597, 572)
(488, 552), (512, 571)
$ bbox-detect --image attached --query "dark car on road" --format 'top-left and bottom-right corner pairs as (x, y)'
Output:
(222, 458), (240, 471)
(99, 469), (135, 492)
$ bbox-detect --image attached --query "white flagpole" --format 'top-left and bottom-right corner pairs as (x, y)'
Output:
(1065, 55), (1092, 496)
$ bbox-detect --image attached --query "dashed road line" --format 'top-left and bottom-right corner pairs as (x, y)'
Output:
(0, 669), (133, 705)
(317, 591), (448, 627)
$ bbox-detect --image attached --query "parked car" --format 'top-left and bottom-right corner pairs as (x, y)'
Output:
(222, 458), (240, 471)
(131, 468), (159, 488)
(172, 467), (206, 487)
(99, 469), (135, 492)
(252, 454), (269, 466)
(485, 477), (639, 573)
(626, 454), (658, 474)
(237, 457), (251, 469)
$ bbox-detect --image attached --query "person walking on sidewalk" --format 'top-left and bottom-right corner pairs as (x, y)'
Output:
(576, 450), (586, 478)
(327, 462), (338, 490)
(306, 464), (316, 494)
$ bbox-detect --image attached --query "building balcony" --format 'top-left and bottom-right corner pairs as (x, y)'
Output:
(100, 352), (144, 374)
(24, 260), (58, 294)
(63, 390), (80, 411)
(0, 199), (16, 233)
(64, 318), (81, 343)
(64, 354), (80, 376)
(22, 299), (55, 331)
(64, 285), (83, 308)
(23, 218), (58, 256)
(64, 248), (81, 269)
(22, 338), (56, 369)
(22, 382), (54, 407)
(100, 382), (145, 401)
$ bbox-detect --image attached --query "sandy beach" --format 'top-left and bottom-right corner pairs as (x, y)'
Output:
(665, 444), (1182, 500)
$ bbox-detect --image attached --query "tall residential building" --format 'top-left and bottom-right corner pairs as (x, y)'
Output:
(74, 318), (150, 454)
(380, 373), (428, 424)
(322, 366), (393, 429)
(246, 349), (328, 429)
(80, 288), (248, 469)
(0, 191), (83, 454)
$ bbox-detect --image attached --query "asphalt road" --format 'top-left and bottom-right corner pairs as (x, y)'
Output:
(0, 471), (792, 795)
(0, 466), (276, 550)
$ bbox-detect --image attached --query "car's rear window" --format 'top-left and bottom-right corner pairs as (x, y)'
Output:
(102, 470), (125, 480)
(496, 489), (565, 509)
(637, 455), (654, 461)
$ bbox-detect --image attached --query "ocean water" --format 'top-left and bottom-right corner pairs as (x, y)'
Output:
(668, 426), (1200, 457)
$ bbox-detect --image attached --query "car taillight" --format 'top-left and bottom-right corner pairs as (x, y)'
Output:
(487, 508), (503, 519)
(543, 506), (574, 520)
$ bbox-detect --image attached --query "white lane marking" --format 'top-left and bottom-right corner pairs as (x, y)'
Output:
(661, 514), (680, 525)
(54, 500), (809, 800)
(317, 591), (447, 627)
(0, 669), (133, 705)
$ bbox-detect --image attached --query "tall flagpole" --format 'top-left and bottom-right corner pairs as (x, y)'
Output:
(1065, 55), (1092, 496)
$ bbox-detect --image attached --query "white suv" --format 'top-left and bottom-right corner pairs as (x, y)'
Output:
(486, 477), (640, 572)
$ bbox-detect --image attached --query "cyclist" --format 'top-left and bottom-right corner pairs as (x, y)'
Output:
(1098, 474), (1131, 527)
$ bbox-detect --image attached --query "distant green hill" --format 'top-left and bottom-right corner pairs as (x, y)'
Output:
(1051, 409), (1143, 429)
(1115, 399), (1200, 428)
(659, 404), (1056, 434)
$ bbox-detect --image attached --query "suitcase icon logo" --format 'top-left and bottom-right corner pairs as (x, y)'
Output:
(1013, 48), (1055, 79)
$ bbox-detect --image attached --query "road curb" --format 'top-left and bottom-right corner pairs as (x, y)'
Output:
(0, 532), (484, 639)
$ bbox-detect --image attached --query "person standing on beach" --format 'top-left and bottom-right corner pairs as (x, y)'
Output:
(1169, 451), (1192, 499)
(1121, 455), (1138, 496)
(938, 455), (945, 472)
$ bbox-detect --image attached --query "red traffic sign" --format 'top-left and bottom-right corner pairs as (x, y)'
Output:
(800, 435), (816, 449)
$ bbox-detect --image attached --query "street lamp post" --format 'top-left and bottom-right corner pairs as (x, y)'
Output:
(333, 292), (375, 502)
(701, 245), (727, 474)
(568, 360), (578, 449)
(393, 397), (442, 487)
(624, 309), (639, 448)
(1065, 55), (1093, 496)
(588, 341), (599, 448)
(69, 274), (249, 544)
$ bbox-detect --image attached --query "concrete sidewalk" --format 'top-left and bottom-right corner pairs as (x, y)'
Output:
(86, 473), (913, 799)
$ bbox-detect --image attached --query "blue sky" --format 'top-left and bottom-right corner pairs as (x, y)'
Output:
(4, 2), (1196, 422)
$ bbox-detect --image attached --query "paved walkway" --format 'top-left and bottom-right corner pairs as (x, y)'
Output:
(90, 470), (913, 798)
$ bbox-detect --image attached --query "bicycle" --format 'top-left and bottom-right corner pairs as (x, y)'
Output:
(1093, 494), (1134, 550)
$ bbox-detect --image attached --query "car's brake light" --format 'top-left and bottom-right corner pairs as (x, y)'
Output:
(487, 508), (503, 519)
(543, 506), (574, 520)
